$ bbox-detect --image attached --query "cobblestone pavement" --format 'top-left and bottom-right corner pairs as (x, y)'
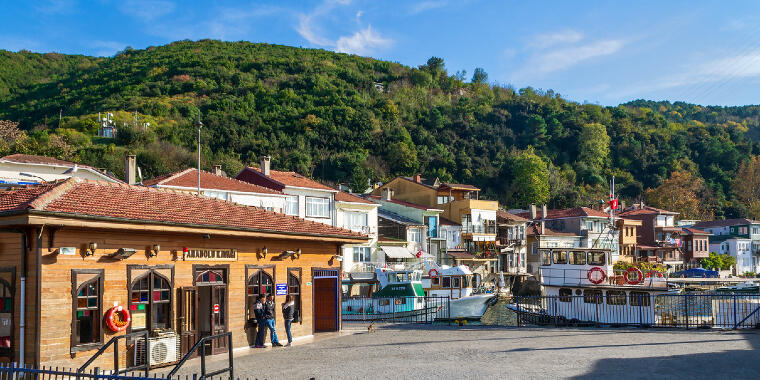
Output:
(170, 326), (760, 380)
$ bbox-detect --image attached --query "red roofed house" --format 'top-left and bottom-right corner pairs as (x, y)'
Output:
(334, 191), (379, 274)
(496, 210), (528, 275)
(0, 178), (366, 367)
(619, 202), (684, 271)
(236, 156), (338, 226)
(144, 166), (287, 212)
(681, 228), (711, 267)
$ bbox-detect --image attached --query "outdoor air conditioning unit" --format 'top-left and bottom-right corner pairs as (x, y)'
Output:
(135, 333), (181, 367)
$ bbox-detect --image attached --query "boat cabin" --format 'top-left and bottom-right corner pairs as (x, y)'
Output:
(538, 248), (615, 287)
(427, 265), (475, 299)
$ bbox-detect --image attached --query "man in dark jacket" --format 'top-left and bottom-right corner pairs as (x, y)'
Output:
(254, 295), (266, 348)
(265, 295), (283, 347)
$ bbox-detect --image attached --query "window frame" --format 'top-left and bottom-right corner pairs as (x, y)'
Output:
(630, 291), (651, 307)
(245, 265), (275, 321)
(0, 267), (15, 361)
(305, 196), (330, 218)
(583, 289), (603, 304)
(287, 268), (303, 324)
(353, 246), (372, 263)
(553, 250), (568, 265)
(441, 276), (451, 288)
(606, 290), (627, 305)
(588, 251), (606, 265)
(71, 269), (105, 353)
(126, 265), (175, 335)
(285, 195), (299, 216)
(558, 288), (572, 302)
(409, 228), (421, 243)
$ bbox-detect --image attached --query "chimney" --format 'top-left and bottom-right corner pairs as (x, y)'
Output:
(260, 155), (271, 176)
(212, 164), (223, 176)
(125, 154), (137, 185)
(621, 200), (627, 211)
(382, 187), (393, 201)
(529, 204), (537, 220)
(542, 204), (548, 219)
(413, 174), (421, 183)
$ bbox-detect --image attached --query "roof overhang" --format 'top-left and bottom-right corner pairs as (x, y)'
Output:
(0, 210), (368, 244)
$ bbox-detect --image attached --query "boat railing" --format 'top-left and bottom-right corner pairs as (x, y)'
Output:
(342, 296), (451, 325)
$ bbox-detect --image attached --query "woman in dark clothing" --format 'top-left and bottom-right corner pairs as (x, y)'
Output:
(282, 295), (295, 346)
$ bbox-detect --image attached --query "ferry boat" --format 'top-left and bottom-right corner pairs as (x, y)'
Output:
(508, 248), (673, 325)
(341, 267), (443, 321)
(424, 263), (496, 320)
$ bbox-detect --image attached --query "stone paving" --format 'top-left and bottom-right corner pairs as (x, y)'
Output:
(168, 326), (760, 379)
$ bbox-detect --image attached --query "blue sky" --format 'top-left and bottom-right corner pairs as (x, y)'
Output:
(2, 0), (760, 106)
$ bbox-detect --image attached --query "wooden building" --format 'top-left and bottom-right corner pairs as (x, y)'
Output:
(0, 178), (366, 367)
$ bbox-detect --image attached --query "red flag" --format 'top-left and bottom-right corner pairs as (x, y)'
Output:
(416, 249), (423, 258)
(607, 198), (619, 209)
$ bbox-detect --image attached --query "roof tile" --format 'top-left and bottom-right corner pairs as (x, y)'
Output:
(144, 168), (282, 195)
(238, 167), (336, 191)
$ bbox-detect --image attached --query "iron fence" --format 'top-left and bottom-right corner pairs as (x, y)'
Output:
(0, 363), (247, 380)
(342, 296), (450, 325)
(513, 293), (760, 329)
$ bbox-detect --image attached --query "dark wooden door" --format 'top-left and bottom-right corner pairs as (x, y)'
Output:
(211, 285), (228, 354)
(178, 287), (197, 358)
(314, 278), (337, 332)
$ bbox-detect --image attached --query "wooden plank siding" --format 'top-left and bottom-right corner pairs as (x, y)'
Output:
(6, 226), (340, 368)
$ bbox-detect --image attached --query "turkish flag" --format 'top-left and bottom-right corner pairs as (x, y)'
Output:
(416, 250), (423, 258)
(607, 199), (619, 209)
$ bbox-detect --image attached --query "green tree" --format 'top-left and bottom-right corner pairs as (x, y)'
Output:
(471, 67), (488, 84)
(578, 123), (610, 170)
(701, 252), (736, 271)
(505, 148), (550, 207)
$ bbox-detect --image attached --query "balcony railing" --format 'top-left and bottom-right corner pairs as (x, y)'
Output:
(348, 261), (426, 273)
(344, 225), (376, 235)
(463, 225), (497, 234)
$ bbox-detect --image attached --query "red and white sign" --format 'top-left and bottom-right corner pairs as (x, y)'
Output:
(416, 249), (423, 258)
(213, 304), (220, 313)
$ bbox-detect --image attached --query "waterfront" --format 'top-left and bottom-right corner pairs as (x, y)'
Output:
(171, 326), (760, 379)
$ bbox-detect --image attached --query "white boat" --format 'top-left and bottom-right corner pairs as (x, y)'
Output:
(424, 263), (496, 320)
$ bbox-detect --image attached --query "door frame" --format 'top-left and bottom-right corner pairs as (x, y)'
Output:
(178, 286), (197, 358)
(311, 268), (339, 333)
(192, 265), (230, 354)
(0, 267), (15, 362)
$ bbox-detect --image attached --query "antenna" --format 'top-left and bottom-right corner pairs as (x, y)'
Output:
(195, 110), (203, 195)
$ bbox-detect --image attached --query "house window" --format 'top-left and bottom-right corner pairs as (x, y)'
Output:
(353, 247), (371, 262)
(585, 221), (594, 231)
(409, 229), (421, 243)
(72, 270), (103, 349)
(425, 216), (438, 238)
(247, 269), (274, 320)
(440, 229), (448, 240)
(344, 212), (368, 232)
(285, 196), (299, 216)
(437, 196), (450, 204)
(305, 197), (330, 218)
(130, 271), (172, 331)
(288, 269), (302, 323)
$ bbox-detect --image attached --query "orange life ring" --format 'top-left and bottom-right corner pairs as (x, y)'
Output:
(428, 268), (439, 278)
(587, 267), (606, 284)
(624, 267), (644, 285)
(105, 306), (131, 332)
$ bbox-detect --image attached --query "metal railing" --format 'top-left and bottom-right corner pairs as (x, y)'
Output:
(1, 363), (159, 380)
(342, 296), (450, 325)
(78, 330), (150, 377)
(167, 332), (233, 380)
(513, 293), (760, 329)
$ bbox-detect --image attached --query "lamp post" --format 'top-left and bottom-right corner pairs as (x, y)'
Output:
(195, 111), (203, 195)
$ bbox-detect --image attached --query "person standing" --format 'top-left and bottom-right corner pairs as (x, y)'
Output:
(254, 294), (267, 348)
(282, 295), (295, 347)
(265, 294), (283, 347)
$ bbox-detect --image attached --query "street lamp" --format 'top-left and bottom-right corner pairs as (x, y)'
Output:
(195, 112), (203, 195)
(19, 172), (46, 183)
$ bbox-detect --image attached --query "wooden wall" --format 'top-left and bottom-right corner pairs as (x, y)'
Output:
(31, 227), (340, 367)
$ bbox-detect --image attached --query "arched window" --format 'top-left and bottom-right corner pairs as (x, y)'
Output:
(246, 270), (273, 320)
(196, 270), (224, 285)
(288, 269), (301, 323)
(130, 272), (172, 331)
(71, 269), (103, 348)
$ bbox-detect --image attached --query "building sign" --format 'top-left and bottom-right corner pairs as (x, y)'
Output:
(183, 248), (238, 261)
(276, 283), (287, 296)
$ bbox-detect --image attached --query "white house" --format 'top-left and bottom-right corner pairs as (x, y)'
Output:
(143, 166), (286, 211)
(709, 237), (756, 275)
(334, 191), (380, 274)
(236, 156), (338, 226)
(0, 154), (122, 187)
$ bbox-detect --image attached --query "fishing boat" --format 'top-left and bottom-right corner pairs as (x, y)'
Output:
(341, 267), (443, 321)
(424, 263), (496, 320)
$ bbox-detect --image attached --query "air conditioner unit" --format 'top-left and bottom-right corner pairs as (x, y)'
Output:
(135, 333), (181, 367)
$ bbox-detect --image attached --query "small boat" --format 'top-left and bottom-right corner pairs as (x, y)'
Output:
(716, 281), (759, 294)
(341, 268), (442, 321)
(424, 263), (496, 320)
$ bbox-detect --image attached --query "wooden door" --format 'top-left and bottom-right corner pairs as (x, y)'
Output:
(210, 285), (228, 354)
(314, 278), (337, 332)
(178, 287), (197, 357)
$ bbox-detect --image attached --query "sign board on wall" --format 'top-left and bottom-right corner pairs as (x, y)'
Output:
(276, 283), (287, 296)
(183, 248), (238, 261)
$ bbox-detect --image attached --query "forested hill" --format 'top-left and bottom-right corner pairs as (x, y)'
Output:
(2, 40), (760, 219)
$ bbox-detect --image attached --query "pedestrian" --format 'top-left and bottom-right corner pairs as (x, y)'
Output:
(282, 295), (296, 347)
(265, 294), (283, 347)
(254, 294), (267, 348)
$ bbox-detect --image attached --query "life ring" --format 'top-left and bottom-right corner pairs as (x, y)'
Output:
(105, 306), (131, 332)
(624, 267), (644, 285)
(428, 268), (439, 278)
(645, 270), (664, 279)
(587, 267), (606, 284)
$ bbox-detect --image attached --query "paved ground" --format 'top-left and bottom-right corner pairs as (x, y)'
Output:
(170, 326), (760, 379)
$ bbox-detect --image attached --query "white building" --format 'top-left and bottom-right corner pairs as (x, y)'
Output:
(710, 237), (757, 275)
(236, 156), (338, 226)
(0, 154), (122, 187)
(143, 166), (286, 211)
(334, 191), (380, 274)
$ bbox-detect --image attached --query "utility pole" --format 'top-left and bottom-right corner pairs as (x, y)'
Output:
(195, 111), (203, 195)
(58, 109), (62, 128)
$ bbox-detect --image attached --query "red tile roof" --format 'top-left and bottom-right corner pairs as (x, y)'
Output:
(439, 183), (480, 191)
(682, 227), (711, 235)
(237, 167), (336, 191)
(439, 217), (460, 226)
(619, 205), (679, 216)
(497, 210), (528, 223)
(0, 179), (365, 240)
(1, 154), (122, 182)
(692, 218), (760, 228)
(144, 168), (282, 195)
(517, 207), (610, 219)
(526, 224), (578, 237)
(367, 195), (435, 210)
(335, 191), (377, 205)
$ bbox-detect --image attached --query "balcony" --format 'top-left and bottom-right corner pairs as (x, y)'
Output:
(463, 224), (497, 235)
(344, 225), (377, 236)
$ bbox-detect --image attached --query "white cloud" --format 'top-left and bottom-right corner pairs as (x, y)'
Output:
(409, 1), (447, 15)
(296, 13), (334, 46)
(531, 30), (583, 49)
(336, 26), (393, 55)
(118, 0), (176, 21)
(533, 39), (624, 74)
